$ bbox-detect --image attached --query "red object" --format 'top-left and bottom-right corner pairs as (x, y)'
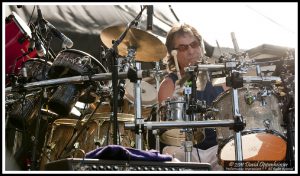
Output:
(5, 11), (37, 76)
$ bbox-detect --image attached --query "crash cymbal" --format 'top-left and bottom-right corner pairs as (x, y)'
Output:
(100, 25), (167, 62)
(124, 80), (157, 107)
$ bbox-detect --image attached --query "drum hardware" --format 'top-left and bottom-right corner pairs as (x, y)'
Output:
(100, 6), (167, 149)
(99, 6), (149, 147)
(151, 61), (166, 152)
(224, 70), (245, 166)
(256, 86), (272, 106)
(222, 32), (246, 167)
(125, 120), (243, 130)
(182, 66), (205, 162)
(218, 32), (288, 168)
(30, 88), (48, 170)
(132, 61), (144, 150)
(58, 97), (106, 159)
(5, 69), (151, 93)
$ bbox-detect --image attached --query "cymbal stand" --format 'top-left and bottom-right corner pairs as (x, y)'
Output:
(132, 57), (144, 150)
(152, 61), (164, 152)
(102, 6), (146, 145)
(227, 32), (246, 169)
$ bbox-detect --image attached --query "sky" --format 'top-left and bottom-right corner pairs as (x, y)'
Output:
(171, 3), (297, 50)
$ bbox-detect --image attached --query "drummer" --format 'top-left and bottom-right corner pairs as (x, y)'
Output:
(158, 23), (227, 170)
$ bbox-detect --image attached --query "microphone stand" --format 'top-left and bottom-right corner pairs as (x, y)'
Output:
(30, 15), (54, 170)
(103, 6), (146, 145)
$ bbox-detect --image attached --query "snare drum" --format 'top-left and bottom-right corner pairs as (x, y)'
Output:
(212, 87), (287, 165)
(159, 96), (186, 121)
(159, 97), (204, 147)
(5, 11), (37, 76)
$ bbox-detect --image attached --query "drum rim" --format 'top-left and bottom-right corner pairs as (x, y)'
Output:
(22, 58), (53, 66)
(212, 86), (281, 106)
(218, 128), (287, 148)
(53, 118), (79, 126)
(217, 128), (287, 163)
(56, 49), (108, 73)
(82, 112), (135, 122)
(10, 11), (32, 38)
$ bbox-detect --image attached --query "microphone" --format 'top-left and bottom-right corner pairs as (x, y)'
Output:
(37, 6), (47, 34)
(146, 5), (153, 31)
(35, 38), (46, 57)
(28, 39), (35, 52)
(44, 20), (73, 48)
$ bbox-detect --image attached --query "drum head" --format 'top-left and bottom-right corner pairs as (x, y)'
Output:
(212, 87), (285, 140)
(10, 11), (32, 38)
(124, 80), (157, 107)
(218, 131), (287, 165)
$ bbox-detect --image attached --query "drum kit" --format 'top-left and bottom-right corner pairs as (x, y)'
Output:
(5, 8), (295, 171)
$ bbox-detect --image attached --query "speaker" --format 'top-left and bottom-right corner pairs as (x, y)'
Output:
(44, 158), (211, 171)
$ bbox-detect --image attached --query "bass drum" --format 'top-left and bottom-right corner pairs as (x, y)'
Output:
(212, 87), (287, 165)
(40, 114), (135, 169)
(47, 49), (107, 116)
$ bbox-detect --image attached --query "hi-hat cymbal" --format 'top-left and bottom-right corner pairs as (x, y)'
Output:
(100, 25), (167, 62)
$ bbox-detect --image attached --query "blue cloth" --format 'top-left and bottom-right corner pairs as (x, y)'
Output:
(85, 145), (173, 161)
(196, 81), (224, 106)
(195, 82), (224, 149)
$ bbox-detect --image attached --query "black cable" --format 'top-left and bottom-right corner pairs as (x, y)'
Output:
(27, 5), (36, 26)
(169, 5), (180, 22)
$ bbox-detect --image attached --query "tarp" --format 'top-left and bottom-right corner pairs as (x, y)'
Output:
(4, 5), (179, 70)
(4, 4), (294, 70)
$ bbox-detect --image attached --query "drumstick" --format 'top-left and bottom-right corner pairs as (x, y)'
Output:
(171, 50), (181, 80)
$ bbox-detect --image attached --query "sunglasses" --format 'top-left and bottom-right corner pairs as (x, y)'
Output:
(173, 41), (200, 52)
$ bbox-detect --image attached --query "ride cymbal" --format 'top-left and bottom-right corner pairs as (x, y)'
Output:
(100, 25), (167, 62)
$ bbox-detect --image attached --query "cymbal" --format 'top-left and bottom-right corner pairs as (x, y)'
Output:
(124, 80), (157, 107)
(100, 25), (167, 62)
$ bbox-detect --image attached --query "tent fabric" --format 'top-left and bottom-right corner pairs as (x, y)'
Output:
(4, 5), (178, 69)
(4, 5), (293, 69)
